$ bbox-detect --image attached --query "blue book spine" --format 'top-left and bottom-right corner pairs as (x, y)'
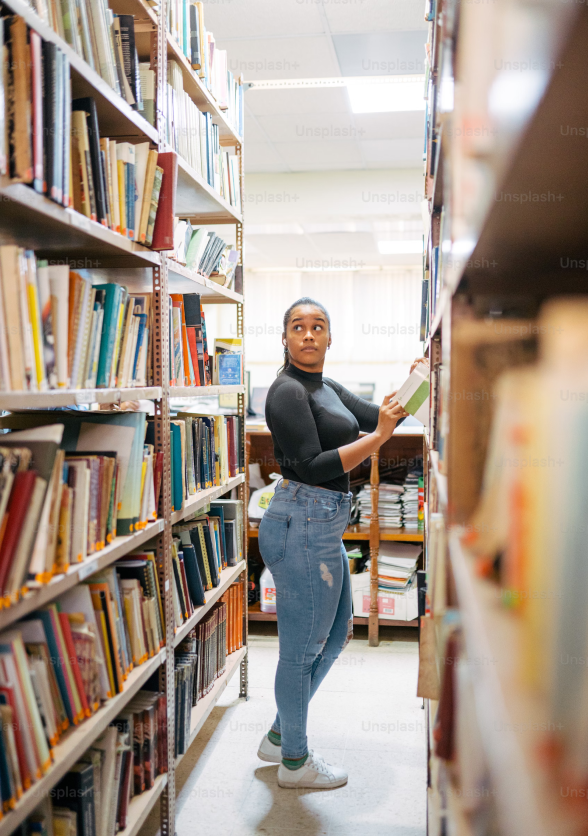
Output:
(95, 284), (122, 388)
(36, 611), (75, 724)
(217, 353), (242, 385)
(131, 313), (147, 383)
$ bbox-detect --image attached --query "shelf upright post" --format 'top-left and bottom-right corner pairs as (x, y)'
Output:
(236, 139), (249, 700)
(153, 4), (176, 833)
(368, 450), (381, 646)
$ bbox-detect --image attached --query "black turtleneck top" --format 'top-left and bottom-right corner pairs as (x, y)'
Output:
(265, 363), (380, 493)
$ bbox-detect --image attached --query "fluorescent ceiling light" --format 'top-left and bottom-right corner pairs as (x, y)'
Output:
(377, 240), (423, 255)
(347, 80), (425, 114)
(247, 74), (424, 91)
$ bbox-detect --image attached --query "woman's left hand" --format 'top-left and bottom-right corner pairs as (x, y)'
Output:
(410, 357), (429, 375)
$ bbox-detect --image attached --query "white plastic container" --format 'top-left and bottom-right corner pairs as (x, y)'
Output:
(260, 566), (277, 613)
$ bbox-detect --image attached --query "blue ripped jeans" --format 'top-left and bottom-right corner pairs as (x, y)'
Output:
(258, 478), (353, 760)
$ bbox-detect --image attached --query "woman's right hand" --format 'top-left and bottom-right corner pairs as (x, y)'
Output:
(375, 392), (408, 442)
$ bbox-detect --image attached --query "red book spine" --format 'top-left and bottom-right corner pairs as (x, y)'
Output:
(0, 471), (37, 596)
(186, 327), (201, 386)
(58, 612), (91, 718)
(151, 151), (178, 251)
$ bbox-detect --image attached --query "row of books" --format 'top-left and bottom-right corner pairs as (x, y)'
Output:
(166, 0), (244, 135)
(170, 501), (243, 626)
(18, 690), (166, 836)
(357, 475), (424, 530)
(1, 21), (168, 247)
(0, 424), (160, 604)
(171, 222), (239, 286)
(174, 584), (243, 756)
(167, 292), (210, 386)
(0, 411), (154, 553)
(463, 302), (588, 786)
(0, 257), (157, 392)
(0, 558), (164, 811)
(169, 414), (244, 511)
(25, 0), (149, 117)
(166, 61), (241, 208)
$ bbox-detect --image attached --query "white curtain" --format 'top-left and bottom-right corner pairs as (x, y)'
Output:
(243, 269), (423, 403)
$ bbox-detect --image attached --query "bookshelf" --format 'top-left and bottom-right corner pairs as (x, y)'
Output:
(0, 0), (247, 833)
(422, 0), (588, 834)
(246, 430), (423, 644)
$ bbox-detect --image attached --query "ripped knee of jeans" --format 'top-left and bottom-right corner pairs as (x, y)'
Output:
(342, 617), (353, 650)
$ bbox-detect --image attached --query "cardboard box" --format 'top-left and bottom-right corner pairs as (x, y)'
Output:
(350, 572), (418, 621)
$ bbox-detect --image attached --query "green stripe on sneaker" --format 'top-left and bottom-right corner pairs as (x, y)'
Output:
(282, 753), (309, 771)
(268, 729), (281, 746)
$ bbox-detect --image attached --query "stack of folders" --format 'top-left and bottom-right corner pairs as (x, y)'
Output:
(171, 223), (240, 285)
(1, 21), (169, 248)
(166, 61), (241, 208)
(358, 483), (403, 528)
(0, 571), (165, 810)
(165, 0), (244, 135)
(374, 542), (422, 592)
(171, 503), (243, 627)
(174, 584), (243, 756)
(0, 256), (156, 391)
(19, 691), (167, 836)
(401, 473), (422, 531)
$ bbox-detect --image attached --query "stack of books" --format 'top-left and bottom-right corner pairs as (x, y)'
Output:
(1, 20), (169, 248)
(375, 542), (421, 592)
(171, 502), (243, 623)
(401, 473), (422, 531)
(0, 563), (165, 805)
(358, 483), (403, 528)
(170, 224), (239, 284)
(165, 0), (244, 135)
(21, 691), (167, 836)
(166, 60), (241, 207)
(0, 413), (161, 603)
(14, 7), (148, 110)
(166, 292), (211, 386)
(149, 413), (243, 513)
(0, 257), (156, 392)
(174, 584), (243, 755)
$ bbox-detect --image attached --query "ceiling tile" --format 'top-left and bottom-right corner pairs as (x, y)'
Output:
(256, 112), (366, 144)
(200, 0), (324, 39)
(352, 111), (425, 140)
(245, 142), (290, 173)
(273, 140), (364, 170)
(324, 0), (428, 34)
(245, 87), (351, 117)
(360, 138), (424, 167)
(306, 231), (378, 255)
(215, 36), (340, 80)
(332, 31), (428, 76)
(242, 113), (269, 143)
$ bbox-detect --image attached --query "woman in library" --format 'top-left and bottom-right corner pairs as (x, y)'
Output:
(257, 297), (421, 789)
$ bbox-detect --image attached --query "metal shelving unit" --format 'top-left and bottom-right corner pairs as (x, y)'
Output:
(0, 0), (247, 832)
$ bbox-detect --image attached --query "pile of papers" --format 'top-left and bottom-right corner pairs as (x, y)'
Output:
(402, 473), (421, 531)
(374, 542), (422, 591)
(357, 483), (403, 528)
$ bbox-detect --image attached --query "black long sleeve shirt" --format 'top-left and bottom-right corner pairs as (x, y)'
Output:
(265, 363), (380, 493)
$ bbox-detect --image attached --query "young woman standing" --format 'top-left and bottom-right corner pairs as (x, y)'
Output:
(256, 296), (424, 789)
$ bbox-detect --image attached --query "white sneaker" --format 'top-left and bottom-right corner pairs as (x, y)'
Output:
(257, 732), (282, 763)
(277, 750), (348, 789)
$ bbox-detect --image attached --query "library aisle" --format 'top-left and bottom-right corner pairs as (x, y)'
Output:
(144, 629), (425, 836)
